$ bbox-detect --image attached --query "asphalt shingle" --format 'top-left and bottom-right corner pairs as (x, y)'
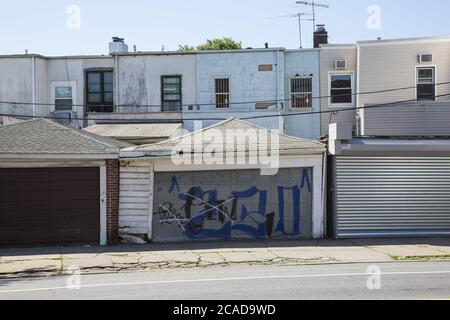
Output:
(0, 119), (131, 155)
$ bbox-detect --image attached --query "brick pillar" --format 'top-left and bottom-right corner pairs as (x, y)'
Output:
(106, 159), (120, 245)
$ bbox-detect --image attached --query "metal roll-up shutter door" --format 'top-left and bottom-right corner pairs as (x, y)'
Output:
(0, 167), (100, 246)
(335, 157), (450, 238)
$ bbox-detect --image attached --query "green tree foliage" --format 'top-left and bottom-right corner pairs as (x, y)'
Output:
(178, 37), (242, 51)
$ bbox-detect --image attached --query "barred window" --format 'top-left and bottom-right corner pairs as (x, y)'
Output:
(215, 78), (230, 108)
(290, 77), (313, 108)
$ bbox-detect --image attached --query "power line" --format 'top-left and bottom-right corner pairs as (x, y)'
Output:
(1, 81), (449, 109)
(2, 93), (449, 123)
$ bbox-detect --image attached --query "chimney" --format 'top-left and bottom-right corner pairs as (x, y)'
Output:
(109, 37), (129, 54)
(314, 24), (328, 48)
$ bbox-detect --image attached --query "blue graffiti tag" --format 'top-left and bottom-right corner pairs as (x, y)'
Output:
(157, 169), (312, 240)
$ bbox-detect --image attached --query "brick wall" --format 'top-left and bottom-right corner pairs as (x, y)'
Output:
(106, 159), (120, 245)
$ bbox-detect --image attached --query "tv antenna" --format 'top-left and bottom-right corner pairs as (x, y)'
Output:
(274, 12), (313, 49)
(296, 1), (329, 31)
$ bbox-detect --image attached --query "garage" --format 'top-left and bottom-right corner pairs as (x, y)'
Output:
(329, 122), (450, 239)
(0, 167), (100, 246)
(119, 118), (327, 242)
(152, 168), (313, 242)
(334, 157), (450, 238)
(0, 119), (128, 246)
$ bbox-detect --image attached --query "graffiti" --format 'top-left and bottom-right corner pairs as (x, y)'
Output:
(153, 169), (312, 241)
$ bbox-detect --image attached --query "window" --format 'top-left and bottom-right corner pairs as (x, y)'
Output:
(330, 74), (353, 105)
(215, 78), (230, 108)
(417, 67), (435, 101)
(86, 70), (114, 113)
(161, 76), (182, 112)
(51, 81), (76, 112)
(290, 77), (312, 108)
(55, 87), (73, 111)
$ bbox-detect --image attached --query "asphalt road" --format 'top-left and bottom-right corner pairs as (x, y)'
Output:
(0, 261), (449, 300)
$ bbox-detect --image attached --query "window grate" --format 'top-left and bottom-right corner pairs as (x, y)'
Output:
(290, 77), (312, 108)
(215, 78), (230, 109)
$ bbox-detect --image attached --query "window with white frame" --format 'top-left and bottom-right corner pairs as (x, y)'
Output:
(290, 76), (313, 108)
(417, 67), (435, 101)
(51, 81), (76, 112)
(330, 74), (353, 105)
(215, 78), (230, 108)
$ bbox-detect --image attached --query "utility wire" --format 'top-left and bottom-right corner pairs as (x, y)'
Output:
(2, 93), (449, 123)
(0, 81), (449, 109)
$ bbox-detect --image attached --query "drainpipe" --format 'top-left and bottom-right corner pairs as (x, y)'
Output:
(276, 49), (285, 134)
(31, 56), (36, 117)
(114, 54), (119, 112)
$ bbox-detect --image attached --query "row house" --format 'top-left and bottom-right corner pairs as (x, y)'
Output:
(1, 32), (450, 141)
(327, 36), (450, 239)
(320, 35), (450, 135)
(0, 33), (324, 141)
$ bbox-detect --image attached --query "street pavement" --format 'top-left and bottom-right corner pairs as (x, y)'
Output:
(0, 261), (449, 300)
(1, 238), (450, 279)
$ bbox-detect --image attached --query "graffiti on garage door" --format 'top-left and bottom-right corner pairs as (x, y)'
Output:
(152, 169), (313, 242)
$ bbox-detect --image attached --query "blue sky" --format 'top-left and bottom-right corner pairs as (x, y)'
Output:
(0, 0), (449, 56)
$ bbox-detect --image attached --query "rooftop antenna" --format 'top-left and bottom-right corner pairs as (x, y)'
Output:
(274, 12), (313, 49)
(294, 12), (313, 49)
(296, 1), (329, 31)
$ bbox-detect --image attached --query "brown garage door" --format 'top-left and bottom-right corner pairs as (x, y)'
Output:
(0, 167), (100, 246)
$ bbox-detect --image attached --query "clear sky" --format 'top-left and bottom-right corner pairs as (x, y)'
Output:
(1, 0), (449, 56)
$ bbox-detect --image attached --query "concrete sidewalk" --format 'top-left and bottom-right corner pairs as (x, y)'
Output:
(1, 238), (450, 278)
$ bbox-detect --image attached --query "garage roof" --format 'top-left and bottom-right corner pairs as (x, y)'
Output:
(121, 118), (325, 157)
(0, 118), (131, 157)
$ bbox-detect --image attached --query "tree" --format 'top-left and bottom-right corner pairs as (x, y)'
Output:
(178, 37), (242, 51)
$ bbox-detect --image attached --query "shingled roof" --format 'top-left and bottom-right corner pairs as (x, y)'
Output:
(0, 118), (131, 157)
(121, 118), (325, 157)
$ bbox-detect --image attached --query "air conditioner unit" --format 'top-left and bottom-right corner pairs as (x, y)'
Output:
(335, 59), (347, 70)
(51, 111), (76, 124)
(419, 54), (433, 63)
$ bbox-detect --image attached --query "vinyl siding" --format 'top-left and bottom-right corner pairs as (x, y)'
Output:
(320, 46), (358, 136)
(119, 163), (151, 236)
(358, 40), (450, 107)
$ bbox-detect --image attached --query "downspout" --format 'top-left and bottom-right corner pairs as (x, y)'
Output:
(114, 54), (119, 112)
(277, 49), (284, 134)
(355, 43), (361, 136)
(31, 56), (36, 117)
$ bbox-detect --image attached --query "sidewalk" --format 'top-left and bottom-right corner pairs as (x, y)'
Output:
(1, 238), (450, 278)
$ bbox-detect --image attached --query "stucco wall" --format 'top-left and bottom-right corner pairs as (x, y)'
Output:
(284, 50), (321, 140)
(0, 57), (35, 117)
(116, 54), (196, 113)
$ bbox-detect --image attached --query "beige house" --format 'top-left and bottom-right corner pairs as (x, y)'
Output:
(320, 35), (450, 136)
